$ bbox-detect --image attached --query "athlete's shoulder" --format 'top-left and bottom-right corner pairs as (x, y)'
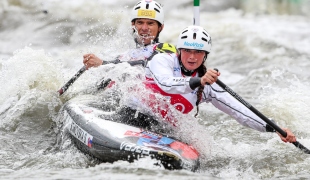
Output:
(152, 51), (177, 60)
(155, 43), (177, 54)
(149, 52), (177, 69)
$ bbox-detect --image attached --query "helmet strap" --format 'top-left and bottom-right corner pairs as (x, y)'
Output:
(152, 33), (160, 43)
(180, 62), (195, 76)
(151, 24), (163, 44)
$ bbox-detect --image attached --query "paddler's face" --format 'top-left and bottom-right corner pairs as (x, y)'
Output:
(180, 49), (206, 71)
(132, 18), (163, 45)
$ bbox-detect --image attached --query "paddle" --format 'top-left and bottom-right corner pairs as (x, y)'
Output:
(58, 66), (86, 95)
(215, 76), (310, 154)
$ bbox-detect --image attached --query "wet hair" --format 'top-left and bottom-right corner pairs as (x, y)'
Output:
(194, 63), (207, 117)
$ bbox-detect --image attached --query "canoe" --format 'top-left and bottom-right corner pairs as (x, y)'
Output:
(61, 99), (200, 171)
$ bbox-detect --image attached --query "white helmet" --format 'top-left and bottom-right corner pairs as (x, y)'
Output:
(131, 0), (164, 25)
(177, 25), (212, 53)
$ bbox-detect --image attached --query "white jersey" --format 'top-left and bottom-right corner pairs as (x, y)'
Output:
(145, 53), (269, 132)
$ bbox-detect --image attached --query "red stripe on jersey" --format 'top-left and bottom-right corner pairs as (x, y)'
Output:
(144, 83), (194, 114)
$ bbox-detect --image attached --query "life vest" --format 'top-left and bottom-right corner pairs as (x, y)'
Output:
(147, 43), (177, 61)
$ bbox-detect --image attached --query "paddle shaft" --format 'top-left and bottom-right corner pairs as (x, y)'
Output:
(58, 66), (86, 95)
(216, 79), (310, 153)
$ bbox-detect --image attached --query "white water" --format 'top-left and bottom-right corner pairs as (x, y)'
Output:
(1, 0), (310, 179)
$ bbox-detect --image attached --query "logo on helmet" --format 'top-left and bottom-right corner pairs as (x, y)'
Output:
(191, 28), (199, 33)
(184, 41), (204, 49)
(137, 9), (156, 18)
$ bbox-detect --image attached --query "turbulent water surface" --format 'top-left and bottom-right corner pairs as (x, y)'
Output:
(1, 0), (310, 179)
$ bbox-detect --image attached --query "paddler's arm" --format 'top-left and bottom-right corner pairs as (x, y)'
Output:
(83, 53), (145, 70)
(188, 69), (220, 89)
(83, 53), (104, 70)
(202, 81), (297, 143)
(102, 59), (145, 66)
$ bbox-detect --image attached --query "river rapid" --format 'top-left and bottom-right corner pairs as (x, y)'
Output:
(1, 0), (310, 179)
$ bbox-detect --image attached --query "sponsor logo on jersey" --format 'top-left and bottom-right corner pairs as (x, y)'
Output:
(173, 78), (185, 82)
(173, 67), (181, 72)
(173, 103), (186, 112)
(191, 89), (198, 95)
